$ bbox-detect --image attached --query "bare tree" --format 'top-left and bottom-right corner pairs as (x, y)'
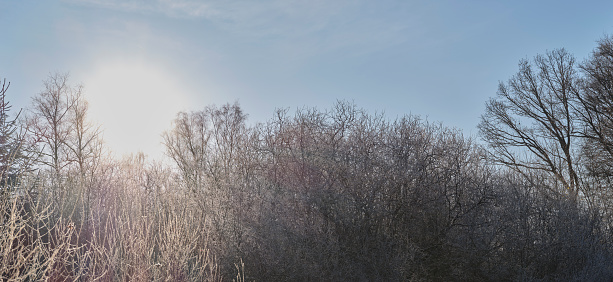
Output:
(163, 111), (211, 192)
(27, 73), (103, 178)
(66, 89), (103, 179)
(575, 35), (613, 177)
(163, 102), (255, 272)
(479, 49), (582, 202)
(27, 73), (77, 177)
(163, 102), (249, 192)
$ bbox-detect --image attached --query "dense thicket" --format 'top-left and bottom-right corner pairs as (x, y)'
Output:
(162, 101), (612, 281)
(3, 35), (613, 281)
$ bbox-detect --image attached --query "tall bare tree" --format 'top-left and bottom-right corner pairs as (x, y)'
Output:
(163, 102), (254, 267)
(27, 73), (103, 177)
(27, 73), (76, 177)
(163, 110), (211, 191)
(575, 35), (613, 178)
(479, 49), (582, 201)
(66, 89), (103, 179)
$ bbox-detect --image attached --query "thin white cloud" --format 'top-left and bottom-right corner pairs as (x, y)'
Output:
(64, 0), (421, 59)
(65, 0), (228, 19)
(65, 0), (158, 14)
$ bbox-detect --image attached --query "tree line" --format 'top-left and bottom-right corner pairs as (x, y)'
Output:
(2, 35), (613, 281)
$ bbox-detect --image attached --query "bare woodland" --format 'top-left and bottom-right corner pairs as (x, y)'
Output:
(3, 35), (613, 281)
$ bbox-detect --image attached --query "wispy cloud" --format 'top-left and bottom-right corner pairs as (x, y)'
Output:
(65, 0), (158, 14)
(65, 0), (422, 59)
(66, 0), (353, 35)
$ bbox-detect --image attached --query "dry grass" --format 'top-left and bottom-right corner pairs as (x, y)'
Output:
(0, 158), (223, 281)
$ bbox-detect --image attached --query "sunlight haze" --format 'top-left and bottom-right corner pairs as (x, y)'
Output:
(83, 59), (189, 159)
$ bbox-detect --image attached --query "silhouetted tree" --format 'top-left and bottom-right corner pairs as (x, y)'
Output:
(479, 49), (582, 202)
(576, 35), (613, 178)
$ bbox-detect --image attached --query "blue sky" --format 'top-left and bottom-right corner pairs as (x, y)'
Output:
(2, 0), (613, 159)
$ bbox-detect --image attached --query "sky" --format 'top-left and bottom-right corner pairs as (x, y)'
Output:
(2, 0), (613, 161)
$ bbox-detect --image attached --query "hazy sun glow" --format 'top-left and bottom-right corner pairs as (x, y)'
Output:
(83, 60), (190, 160)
